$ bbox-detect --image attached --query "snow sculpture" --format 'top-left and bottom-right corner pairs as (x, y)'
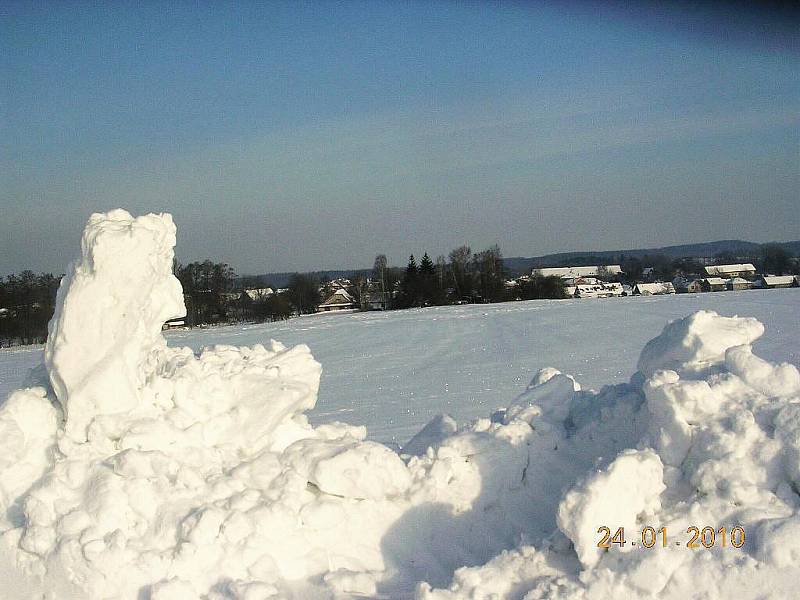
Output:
(45, 210), (185, 443)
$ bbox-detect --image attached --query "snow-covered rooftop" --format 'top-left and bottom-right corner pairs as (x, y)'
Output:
(634, 282), (676, 295)
(704, 263), (756, 275)
(320, 288), (355, 305)
(703, 277), (727, 285)
(760, 275), (796, 286)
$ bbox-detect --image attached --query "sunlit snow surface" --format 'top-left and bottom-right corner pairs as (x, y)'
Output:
(2, 290), (797, 445)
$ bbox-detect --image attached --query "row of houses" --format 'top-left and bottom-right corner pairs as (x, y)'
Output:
(675, 274), (798, 293)
(531, 263), (798, 300)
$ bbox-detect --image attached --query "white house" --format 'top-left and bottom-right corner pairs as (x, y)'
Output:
(318, 288), (356, 312)
(633, 282), (676, 296)
(753, 275), (798, 289)
(673, 277), (702, 293)
(726, 277), (751, 291)
(701, 277), (727, 292)
(533, 265), (622, 280)
(704, 264), (756, 278)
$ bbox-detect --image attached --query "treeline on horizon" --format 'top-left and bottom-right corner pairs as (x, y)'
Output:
(1, 243), (797, 347)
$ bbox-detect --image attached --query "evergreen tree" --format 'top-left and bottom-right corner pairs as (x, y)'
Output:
(419, 253), (436, 305)
(401, 255), (419, 307)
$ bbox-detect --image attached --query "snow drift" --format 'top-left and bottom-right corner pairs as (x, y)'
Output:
(1, 210), (800, 599)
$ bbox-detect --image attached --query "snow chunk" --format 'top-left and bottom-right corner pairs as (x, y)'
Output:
(637, 310), (764, 378)
(557, 449), (665, 568)
(725, 344), (800, 398)
(286, 438), (411, 499)
(417, 546), (582, 599)
(402, 414), (458, 456)
(511, 368), (580, 425)
(0, 387), (58, 529)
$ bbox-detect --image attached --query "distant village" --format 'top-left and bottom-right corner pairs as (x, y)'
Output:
(2, 244), (798, 345)
(227, 262), (798, 320)
(188, 254), (799, 329)
(521, 262), (799, 300)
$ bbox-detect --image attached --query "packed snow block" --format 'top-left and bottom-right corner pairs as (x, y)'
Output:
(285, 437), (411, 499)
(773, 404), (800, 488)
(416, 546), (581, 600)
(0, 387), (58, 529)
(557, 449), (665, 568)
(642, 371), (694, 467)
(149, 578), (198, 600)
(45, 210), (185, 442)
(725, 344), (800, 398)
(753, 516), (800, 568)
(402, 414), (458, 456)
(637, 310), (764, 378)
(511, 368), (580, 426)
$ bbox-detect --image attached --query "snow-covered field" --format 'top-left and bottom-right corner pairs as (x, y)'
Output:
(1, 211), (799, 599)
(2, 289), (798, 446)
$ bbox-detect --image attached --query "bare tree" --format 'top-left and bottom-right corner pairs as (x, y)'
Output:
(348, 274), (369, 310)
(448, 245), (472, 300)
(473, 245), (505, 302)
(372, 254), (388, 308)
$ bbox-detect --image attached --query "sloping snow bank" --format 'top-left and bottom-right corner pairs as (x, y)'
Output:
(1, 211), (799, 599)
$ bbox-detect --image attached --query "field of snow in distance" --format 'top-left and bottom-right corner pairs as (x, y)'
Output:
(1, 289), (797, 446)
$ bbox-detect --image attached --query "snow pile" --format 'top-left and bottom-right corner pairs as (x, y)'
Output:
(1, 210), (800, 599)
(419, 309), (800, 599)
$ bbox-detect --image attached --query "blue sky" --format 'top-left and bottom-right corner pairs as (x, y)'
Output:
(2, 1), (798, 275)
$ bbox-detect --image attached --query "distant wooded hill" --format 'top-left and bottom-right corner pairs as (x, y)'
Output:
(242, 240), (800, 286)
(503, 240), (800, 275)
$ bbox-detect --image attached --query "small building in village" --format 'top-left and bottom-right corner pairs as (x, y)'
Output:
(684, 279), (704, 293)
(701, 277), (727, 292)
(672, 277), (702, 293)
(632, 282), (676, 296)
(753, 275), (798, 289)
(318, 288), (356, 312)
(726, 277), (752, 291)
(364, 281), (388, 310)
(704, 263), (757, 279)
(574, 282), (624, 298)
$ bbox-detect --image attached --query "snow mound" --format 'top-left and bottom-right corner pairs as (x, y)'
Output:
(1, 211), (799, 599)
(637, 309), (764, 377)
(557, 449), (665, 568)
